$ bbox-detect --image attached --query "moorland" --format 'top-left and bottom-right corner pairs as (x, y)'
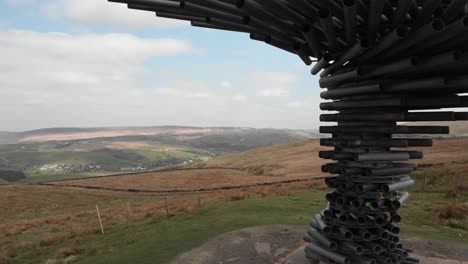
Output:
(0, 136), (467, 264)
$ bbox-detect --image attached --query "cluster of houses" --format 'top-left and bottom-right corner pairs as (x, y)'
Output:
(32, 164), (102, 172)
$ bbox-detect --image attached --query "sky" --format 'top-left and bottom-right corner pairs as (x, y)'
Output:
(0, 0), (323, 132)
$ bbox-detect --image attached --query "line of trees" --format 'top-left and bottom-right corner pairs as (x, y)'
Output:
(0, 169), (25, 182)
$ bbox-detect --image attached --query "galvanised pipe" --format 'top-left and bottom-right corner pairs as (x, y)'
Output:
(319, 8), (339, 51)
(108, 1), (468, 263)
(343, 0), (357, 46)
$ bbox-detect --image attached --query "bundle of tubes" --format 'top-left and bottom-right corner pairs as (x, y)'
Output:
(109, 0), (468, 263)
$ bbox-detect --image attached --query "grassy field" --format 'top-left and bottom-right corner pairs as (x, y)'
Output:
(1, 139), (468, 264)
(73, 191), (468, 264)
(3, 148), (201, 170)
(1, 180), (467, 264)
(3, 137), (468, 184)
(0, 140), (205, 183)
(23, 171), (116, 183)
(0, 127), (316, 184)
(47, 168), (295, 191)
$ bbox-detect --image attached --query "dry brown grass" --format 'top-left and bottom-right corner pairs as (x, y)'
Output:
(1, 184), (306, 264)
(39, 233), (70, 247)
(0, 185), (138, 224)
(438, 202), (468, 230)
(201, 140), (326, 178)
(456, 180), (468, 192)
(226, 191), (247, 201)
(0, 175), (328, 264)
(44, 138), (468, 195)
(413, 138), (468, 165)
(439, 202), (468, 220)
(56, 247), (76, 258)
(48, 169), (292, 191)
(19, 127), (210, 143)
(447, 181), (468, 198)
(10, 137), (468, 262)
(0, 240), (39, 263)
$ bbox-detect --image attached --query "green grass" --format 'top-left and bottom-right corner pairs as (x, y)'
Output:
(23, 170), (116, 183)
(168, 150), (199, 160)
(13, 191), (325, 264)
(0, 178), (9, 185)
(1, 142), (206, 183)
(1, 150), (139, 170)
(400, 190), (468, 241)
(11, 189), (467, 264)
(132, 149), (167, 161)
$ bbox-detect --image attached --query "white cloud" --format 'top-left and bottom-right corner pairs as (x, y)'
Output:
(0, 30), (192, 91)
(0, 29), (322, 131)
(42, 0), (187, 30)
(287, 101), (304, 108)
(221, 81), (232, 88)
(0, 30), (199, 130)
(248, 71), (297, 97)
(233, 95), (248, 102)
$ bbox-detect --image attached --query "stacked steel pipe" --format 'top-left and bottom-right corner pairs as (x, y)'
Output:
(109, 0), (468, 263)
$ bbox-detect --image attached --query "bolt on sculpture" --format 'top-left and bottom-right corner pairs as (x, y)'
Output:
(109, 0), (468, 263)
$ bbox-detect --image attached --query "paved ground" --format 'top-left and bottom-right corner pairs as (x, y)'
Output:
(170, 225), (468, 264)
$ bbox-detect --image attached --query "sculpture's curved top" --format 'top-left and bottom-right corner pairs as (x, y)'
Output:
(108, 1), (468, 264)
(110, 0), (468, 78)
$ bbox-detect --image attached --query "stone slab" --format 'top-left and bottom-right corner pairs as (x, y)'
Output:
(283, 244), (464, 264)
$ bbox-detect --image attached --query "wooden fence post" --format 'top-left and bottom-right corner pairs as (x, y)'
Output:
(164, 196), (169, 216)
(96, 205), (104, 235)
(424, 172), (428, 191)
(126, 201), (131, 223)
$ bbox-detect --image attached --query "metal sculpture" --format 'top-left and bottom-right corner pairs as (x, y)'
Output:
(109, 0), (468, 263)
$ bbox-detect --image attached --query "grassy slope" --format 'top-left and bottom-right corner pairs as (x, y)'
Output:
(0, 127), (317, 183)
(2, 139), (468, 263)
(7, 188), (466, 264)
(0, 185), (161, 224)
(409, 121), (468, 137)
(75, 192), (326, 264)
(197, 140), (325, 177)
(23, 171), (115, 183)
(2, 147), (201, 183)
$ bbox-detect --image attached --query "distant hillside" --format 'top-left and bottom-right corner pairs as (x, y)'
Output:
(47, 137), (468, 192)
(0, 126), (320, 144)
(197, 140), (326, 178)
(406, 121), (468, 138)
(0, 127), (320, 183)
(199, 137), (468, 176)
(0, 132), (21, 145)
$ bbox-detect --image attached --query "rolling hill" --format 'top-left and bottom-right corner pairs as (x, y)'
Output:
(0, 137), (467, 264)
(45, 137), (468, 192)
(0, 126), (319, 183)
(406, 121), (468, 138)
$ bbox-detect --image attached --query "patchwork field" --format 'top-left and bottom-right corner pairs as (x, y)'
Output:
(0, 127), (317, 183)
(45, 138), (468, 193)
(0, 138), (467, 264)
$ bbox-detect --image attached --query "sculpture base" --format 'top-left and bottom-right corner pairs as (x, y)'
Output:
(285, 245), (461, 264)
